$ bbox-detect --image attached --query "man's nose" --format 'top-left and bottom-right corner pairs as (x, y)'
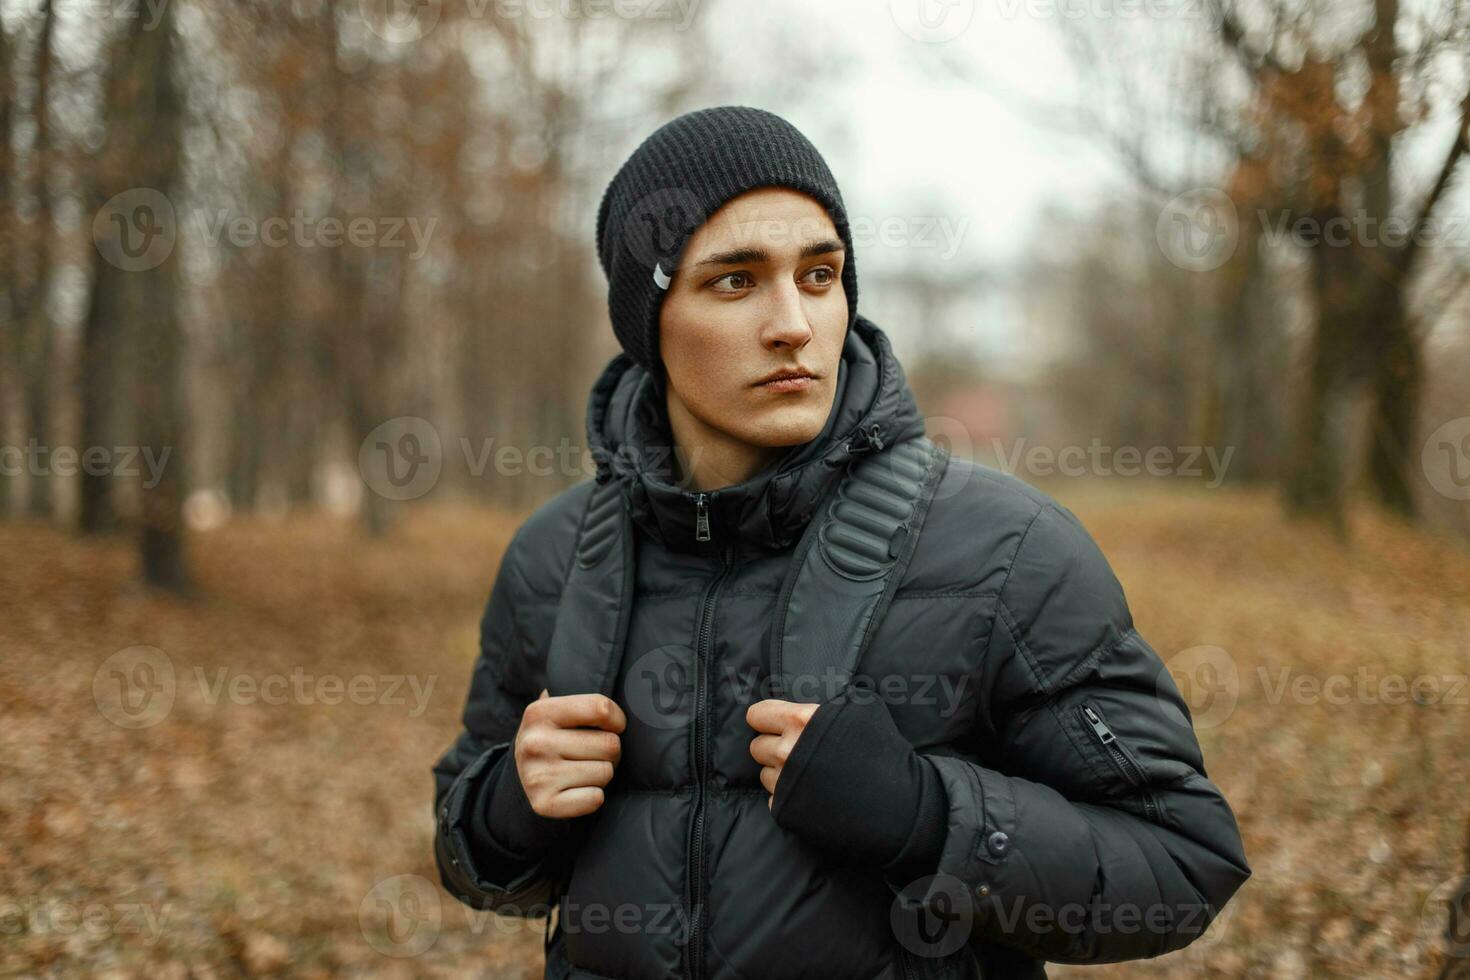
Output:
(761, 280), (815, 351)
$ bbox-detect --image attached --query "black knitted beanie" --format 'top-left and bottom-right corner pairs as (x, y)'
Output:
(594, 106), (860, 385)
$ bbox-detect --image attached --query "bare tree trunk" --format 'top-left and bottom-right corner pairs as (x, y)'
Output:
(1364, 85), (1468, 519)
(125, 4), (188, 590)
(21, 2), (57, 518)
(78, 245), (122, 534)
(78, 4), (146, 536)
(1364, 307), (1421, 519)
(0, 12), (13, 516)
(1285, 208), (1358, 534)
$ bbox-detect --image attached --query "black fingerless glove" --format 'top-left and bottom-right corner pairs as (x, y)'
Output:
(472, 745), (571, 862)
(768, 688), (949, 882)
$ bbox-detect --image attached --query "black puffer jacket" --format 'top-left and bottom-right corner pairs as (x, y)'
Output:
(432, 316), (1251, 979)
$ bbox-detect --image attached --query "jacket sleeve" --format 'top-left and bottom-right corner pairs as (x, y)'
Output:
(432, 524), (569, 914)
(888, 501), (1251, 964)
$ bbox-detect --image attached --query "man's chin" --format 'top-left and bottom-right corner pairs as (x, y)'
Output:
(737, 409), (830, 451)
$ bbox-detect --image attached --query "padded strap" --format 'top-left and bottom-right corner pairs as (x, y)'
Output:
(543, 477), (637, 699)
(769, 437), (950, 703)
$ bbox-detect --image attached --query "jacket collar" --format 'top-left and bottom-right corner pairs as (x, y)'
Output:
(586, 315), (927, 557)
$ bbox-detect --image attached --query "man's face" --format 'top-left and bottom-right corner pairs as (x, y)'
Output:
(658, 186), (848, 452)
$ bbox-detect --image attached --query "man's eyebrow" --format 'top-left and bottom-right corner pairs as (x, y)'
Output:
(802, 238), (846, 259)
(692, 238), (846, 268)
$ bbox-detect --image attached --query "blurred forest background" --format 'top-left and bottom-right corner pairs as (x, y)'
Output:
(3, 0), (1470, 977)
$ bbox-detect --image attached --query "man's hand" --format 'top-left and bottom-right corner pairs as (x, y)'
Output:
(513, 689), (626, 819)
(746, 698), (821, 810)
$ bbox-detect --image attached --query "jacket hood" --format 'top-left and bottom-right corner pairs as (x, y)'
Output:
(586, 314), (927, 557)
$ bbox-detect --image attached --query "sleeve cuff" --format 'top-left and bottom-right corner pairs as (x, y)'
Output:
(880, 753), (949, 883)
(475, 745), (571, 860)
(769, 690), (942, 872)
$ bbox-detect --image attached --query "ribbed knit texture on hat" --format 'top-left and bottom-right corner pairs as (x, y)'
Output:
(595, 106), (859, 381)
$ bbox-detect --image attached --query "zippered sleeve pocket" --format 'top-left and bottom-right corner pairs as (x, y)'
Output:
(1077, 701), (1161, 822)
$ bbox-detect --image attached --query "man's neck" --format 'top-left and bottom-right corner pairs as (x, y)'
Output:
(665, 388), (784, 491)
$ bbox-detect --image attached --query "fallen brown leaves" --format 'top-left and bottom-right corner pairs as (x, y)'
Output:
(1, 506), (544, 979)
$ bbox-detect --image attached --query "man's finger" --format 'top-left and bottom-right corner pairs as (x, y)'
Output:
(539, 759), (617, 791)
(538, 785), (605, 819)
(535, 692), (628, 733)
(757, 765), (779, 797)
(534, 727), (622, 763)
(746, 698), (806, 735)
(747, 732), (788, 767)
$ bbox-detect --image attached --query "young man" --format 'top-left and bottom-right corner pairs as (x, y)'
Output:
(432, 106), (1250, 979)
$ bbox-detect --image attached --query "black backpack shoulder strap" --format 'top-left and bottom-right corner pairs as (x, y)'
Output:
(768, 435), (951, 703)
(542, 475), (637, 699)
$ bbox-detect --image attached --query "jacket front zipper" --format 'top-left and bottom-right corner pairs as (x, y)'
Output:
(1080, 703), (1159, 822)
(898, 946), (917, 980)
(694, 493), (711, 542)
(684, 540), (734, 980)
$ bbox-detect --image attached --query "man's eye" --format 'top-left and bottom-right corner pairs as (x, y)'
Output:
(711, 272), (754, 292)
(803, 266), (835, 286)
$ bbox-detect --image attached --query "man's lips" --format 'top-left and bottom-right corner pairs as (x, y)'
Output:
(754, 370), (819, 392)
(756, 376), (816, 393)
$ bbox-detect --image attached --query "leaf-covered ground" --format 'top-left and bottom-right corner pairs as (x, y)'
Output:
(2, 486), (1466, 978)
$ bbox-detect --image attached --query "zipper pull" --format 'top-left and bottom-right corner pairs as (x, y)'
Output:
(694, 492), (711, 542)
(1082, 705), (1116, 744)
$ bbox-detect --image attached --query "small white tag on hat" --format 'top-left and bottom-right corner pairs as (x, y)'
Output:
(652, 262), (671, 290)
